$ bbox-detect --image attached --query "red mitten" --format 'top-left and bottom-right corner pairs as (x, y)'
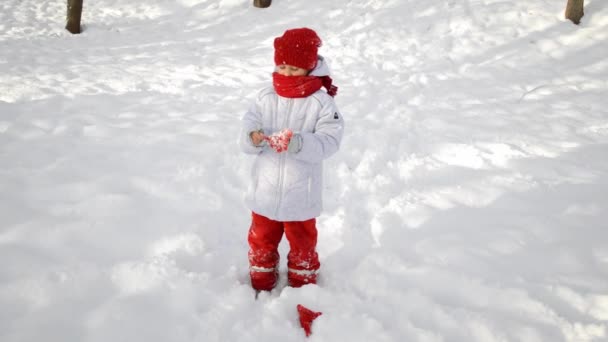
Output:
(297, 304), (322, 337)
(264, 128), (293, 153)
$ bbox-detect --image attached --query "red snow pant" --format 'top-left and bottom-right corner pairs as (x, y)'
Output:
(248, 212), (320, 291)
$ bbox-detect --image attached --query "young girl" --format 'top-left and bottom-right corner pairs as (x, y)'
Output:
(239, 28), (344, 291)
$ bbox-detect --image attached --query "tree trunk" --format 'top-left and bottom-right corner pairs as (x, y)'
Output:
(253, 0), (272, 8)
(66, 0), (84, 34)
(565, 0), (584, 25)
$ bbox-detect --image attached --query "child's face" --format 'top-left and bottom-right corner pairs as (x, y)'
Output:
(276, 64), (309, 76)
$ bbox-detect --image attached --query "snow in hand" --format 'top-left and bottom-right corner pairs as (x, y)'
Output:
(265, 128), (293, 153)
(1, 0), (608, 341)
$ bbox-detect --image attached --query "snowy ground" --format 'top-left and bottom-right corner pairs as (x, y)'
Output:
(1, 0), (608, 341)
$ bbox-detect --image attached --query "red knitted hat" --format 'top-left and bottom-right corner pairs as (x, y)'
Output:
(274, 28), (321, 70)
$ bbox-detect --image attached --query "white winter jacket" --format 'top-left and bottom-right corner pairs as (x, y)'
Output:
(239, 57), (344, 221)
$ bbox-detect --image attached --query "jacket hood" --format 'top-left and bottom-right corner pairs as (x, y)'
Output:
(309, 55), (331, 77)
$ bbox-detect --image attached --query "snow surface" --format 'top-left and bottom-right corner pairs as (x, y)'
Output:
(1, 0), (608, 341)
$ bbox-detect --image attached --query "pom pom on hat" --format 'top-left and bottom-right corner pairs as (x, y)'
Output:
(274, 28), (321, 70)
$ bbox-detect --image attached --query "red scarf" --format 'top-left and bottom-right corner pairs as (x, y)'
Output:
(272, 72), (338, 98)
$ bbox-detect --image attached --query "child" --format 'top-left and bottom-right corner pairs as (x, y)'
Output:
(239, 28), (344, 291)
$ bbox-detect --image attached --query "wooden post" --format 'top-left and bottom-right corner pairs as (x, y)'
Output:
(254, 0), (272, 8)
(565, 0), (584, 25)
(66, 0), (84, 34)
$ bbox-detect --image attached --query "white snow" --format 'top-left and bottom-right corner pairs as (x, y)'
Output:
(1, 0), (608, 341)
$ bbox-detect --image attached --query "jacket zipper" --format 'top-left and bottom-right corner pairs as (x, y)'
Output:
(307, 175), (312, 207)
(274, 98), (293, 218)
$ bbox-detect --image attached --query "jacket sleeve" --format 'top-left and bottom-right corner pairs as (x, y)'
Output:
(239, 102), (265, 155)
(293, 98), (344, 163)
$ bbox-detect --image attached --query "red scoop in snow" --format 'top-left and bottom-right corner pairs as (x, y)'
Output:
(297, 304), (322, 337)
